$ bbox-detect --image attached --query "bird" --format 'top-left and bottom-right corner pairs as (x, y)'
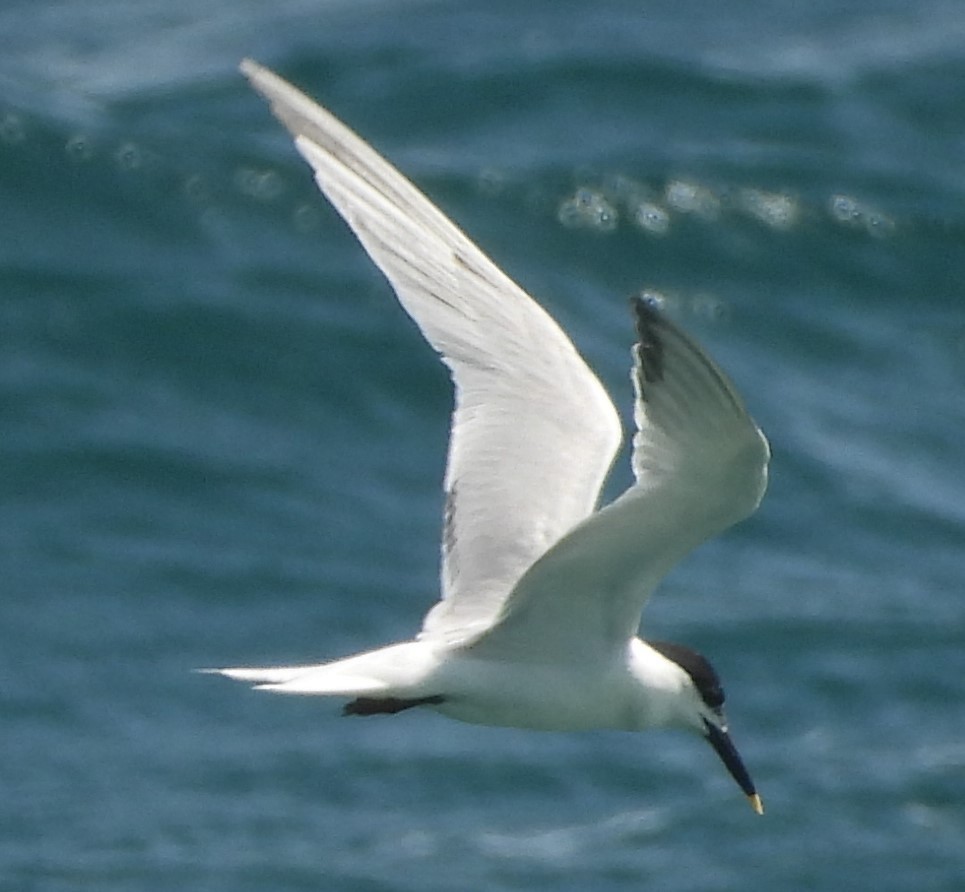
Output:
(206, 59), (770, 815)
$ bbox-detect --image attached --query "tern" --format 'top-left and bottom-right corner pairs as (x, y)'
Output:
(208, 60), (770, 814)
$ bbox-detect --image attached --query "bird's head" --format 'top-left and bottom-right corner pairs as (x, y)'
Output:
(646, 640), (764, 815)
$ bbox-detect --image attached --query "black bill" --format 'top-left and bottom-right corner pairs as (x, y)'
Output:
(703, 719), (764, 815)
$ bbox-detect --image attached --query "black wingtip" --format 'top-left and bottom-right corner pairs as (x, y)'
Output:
(630, 294), (665, 387)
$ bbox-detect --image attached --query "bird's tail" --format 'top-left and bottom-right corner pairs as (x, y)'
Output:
(198, 663), (387, 694)
(198, 641), (438, 696)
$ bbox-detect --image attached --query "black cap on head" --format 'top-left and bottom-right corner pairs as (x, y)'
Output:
(647, 640), (725, 710)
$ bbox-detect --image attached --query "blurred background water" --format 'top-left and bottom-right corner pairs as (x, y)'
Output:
(2, 1), (964, 890)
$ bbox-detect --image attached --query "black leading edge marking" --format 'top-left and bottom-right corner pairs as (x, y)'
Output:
(647, 640), (725, 710)
(631, 296), (665, 392)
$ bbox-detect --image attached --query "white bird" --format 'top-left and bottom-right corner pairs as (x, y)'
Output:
(208, 59), (770, 815)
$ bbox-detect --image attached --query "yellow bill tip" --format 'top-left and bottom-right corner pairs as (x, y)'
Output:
(748, 793), (765, 815)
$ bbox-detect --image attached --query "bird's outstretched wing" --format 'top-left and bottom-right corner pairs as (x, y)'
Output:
(472, 297), (769, 663)
(241, 61), (622, 643)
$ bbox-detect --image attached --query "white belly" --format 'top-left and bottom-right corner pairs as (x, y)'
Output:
(425, 653), (634, 732)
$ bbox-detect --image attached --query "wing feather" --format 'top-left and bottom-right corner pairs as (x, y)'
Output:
(241, 61), (622, 643)
(472, 297), (769, 663)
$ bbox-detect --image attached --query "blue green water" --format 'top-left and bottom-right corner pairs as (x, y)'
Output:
(3, 1), (964, 889)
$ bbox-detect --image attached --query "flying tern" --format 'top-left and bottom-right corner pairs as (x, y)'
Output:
(207, 60), (770, 815)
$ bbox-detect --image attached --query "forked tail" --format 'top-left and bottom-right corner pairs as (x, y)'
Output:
(199, 641), (443, 698)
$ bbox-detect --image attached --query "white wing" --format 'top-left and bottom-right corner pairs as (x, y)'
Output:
(241, 61), (622, 643)
(472, 297), (769, 663)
